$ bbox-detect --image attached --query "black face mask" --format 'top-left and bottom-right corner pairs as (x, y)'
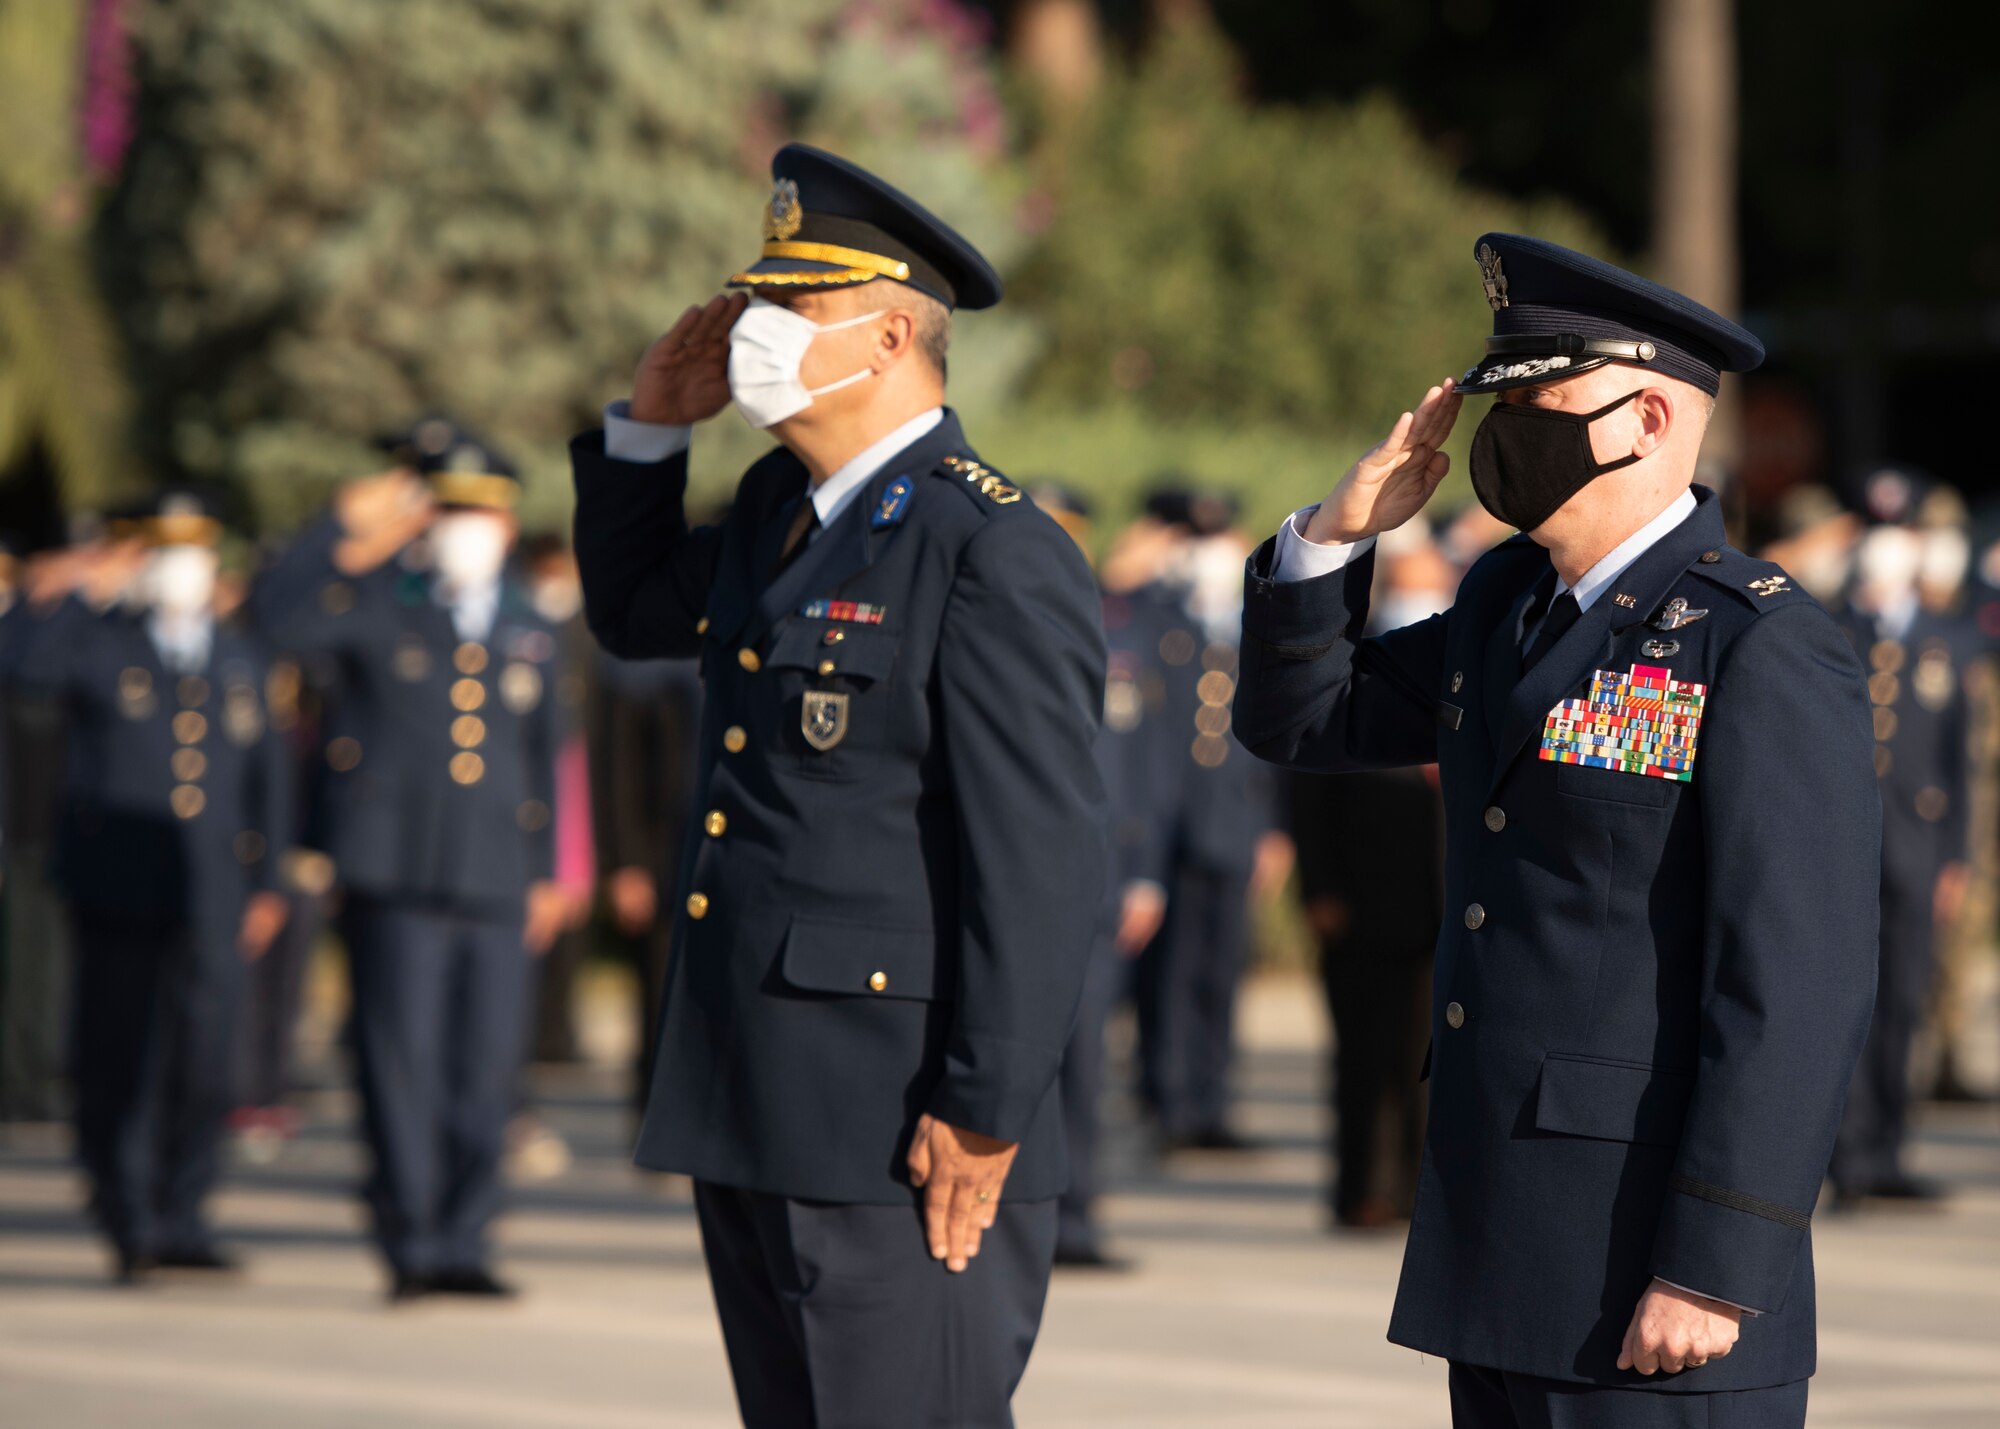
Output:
(1468, 390), (1644, 533)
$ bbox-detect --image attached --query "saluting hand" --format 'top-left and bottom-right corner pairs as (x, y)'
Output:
(907, 1114), (1019, 1273)
(631, 293), (750, 426)
(1303, 379), (1462, 545)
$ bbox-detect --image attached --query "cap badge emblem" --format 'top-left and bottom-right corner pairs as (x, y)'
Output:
(764, 178), (803, 242)
(1477, 243), (1510, 311)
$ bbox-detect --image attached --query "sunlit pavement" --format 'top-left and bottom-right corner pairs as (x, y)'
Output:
(2, 972), (1996, 1427)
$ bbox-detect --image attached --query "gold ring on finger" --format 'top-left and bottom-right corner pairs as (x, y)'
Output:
(975, 1191), (992, 1202)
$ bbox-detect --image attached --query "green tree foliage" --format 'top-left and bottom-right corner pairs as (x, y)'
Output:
(993, 17), (1606, 528)
(99, 0), (1029, 531)
(0, 0), (138, 512)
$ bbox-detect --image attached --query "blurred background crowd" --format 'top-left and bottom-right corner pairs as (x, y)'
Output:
(1, 0), (1996, 1287)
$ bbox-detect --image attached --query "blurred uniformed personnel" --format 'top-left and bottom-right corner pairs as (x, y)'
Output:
(17, 495), (291, 1282)
(1830, 518), (1970, 1203)
(571, 145), (1106, 1426)
(253, 422), (569, 1301)
(1036, 488), (1176, 1269)
(1235, 236), (1877, 1427)
(1135, 489), (1291, 1152)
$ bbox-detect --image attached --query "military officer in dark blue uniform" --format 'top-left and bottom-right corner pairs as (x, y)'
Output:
(571, 145), (1106, 1427)
(1233, 235), (1878, 1428)
(1830, 515), (1970, 1204)
(253, 423), (569, 1301)
(17, 494), (292, 1282)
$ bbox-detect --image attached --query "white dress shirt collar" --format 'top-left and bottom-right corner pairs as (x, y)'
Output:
(807, 407), (944, 532)
(1558, 488), (1698, 613)
(435, 578), (501, 643)
(146, 610), (213, 674)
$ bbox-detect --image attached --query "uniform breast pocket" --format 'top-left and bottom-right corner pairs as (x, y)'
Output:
(767, 620), (901, 780)
(1555, 763), (1676, 808)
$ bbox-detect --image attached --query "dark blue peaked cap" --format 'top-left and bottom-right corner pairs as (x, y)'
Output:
(1459, 233), (1764, 396)
(728, 143), (1002, 312)
(376, 416), (520, 510)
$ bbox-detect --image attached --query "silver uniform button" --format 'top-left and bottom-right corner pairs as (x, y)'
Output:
(1446, 1002), (1466, 1029)
(1483, 806), (1506, 832)
(1464, 903), (1485, 930)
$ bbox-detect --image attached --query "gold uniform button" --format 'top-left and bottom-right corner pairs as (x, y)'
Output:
(1464, 903), (1486, 930)
(823, 628), (845, 645)
(173, 711), (208, 744)
(723, 726), (748, 754)
(451, 678), (486, 711)
(738, 648), (762, 673)
(452, 714), (487, 748)
(868, 971), (888, 992)
(704, 810), (728, 838)
(817, 659), (837, 677)
(686, 892), (710, 920)
(1484, 807), (1506, 833)
(170, 785), (206, 820)
(172, 748), (208, 782)
(455, 642), (489, 675)
(449, 751), (486, 785)
(1446, 1001), (1466, 1029)
(177, 676), (210, 707)
(696, 616), (711, 636)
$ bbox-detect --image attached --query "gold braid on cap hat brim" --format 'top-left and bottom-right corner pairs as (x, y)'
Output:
(730, 240), (912, 289)
(145, 514), (223, 547)
(429, 471), (519, 511)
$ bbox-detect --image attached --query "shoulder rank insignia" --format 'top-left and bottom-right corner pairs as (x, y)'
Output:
(872, 476), (913, 529)
(1651, 596), (1709, 631)
(1746, 575), (1790, 598)
(1477, 242), (1510, 311)
(940, 454), (1020, 505)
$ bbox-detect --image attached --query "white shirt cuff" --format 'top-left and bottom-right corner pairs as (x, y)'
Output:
(1656, 1278), (1760, 1317)
(1272, 506), (1376, 582)
(603, 400), (692, 464)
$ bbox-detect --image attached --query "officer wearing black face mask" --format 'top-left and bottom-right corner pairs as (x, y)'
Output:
(1233, 234), (1878, 1429)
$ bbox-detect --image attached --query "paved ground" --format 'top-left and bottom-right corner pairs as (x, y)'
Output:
(2, 972), (1997, 1427)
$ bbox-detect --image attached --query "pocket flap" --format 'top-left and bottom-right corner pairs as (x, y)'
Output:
(1555, 763), (1674, 807)
(780, 915), (951, 1002)
(768, 621), (899, 682)
(1535, 1053), (1693, 1148)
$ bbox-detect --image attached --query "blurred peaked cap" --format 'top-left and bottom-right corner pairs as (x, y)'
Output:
(380, 416), (520, 510)
(1029, 482), (1094, 520)
(145, 488), (225, 547)
(727, 143), (1002, 312)
(1860, 464), (1939, 526)
(1459, 233), (1764, 397)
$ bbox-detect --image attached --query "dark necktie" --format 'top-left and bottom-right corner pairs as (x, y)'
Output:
(772, 496), (820, 577)
(1522, 588), (1581, 672)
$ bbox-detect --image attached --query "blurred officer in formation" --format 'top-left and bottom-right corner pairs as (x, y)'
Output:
(0, 531), (79, 1125)
(1134, 488), (1291, 1153)
(571, 145), (1105, 1425)
(1289, 517), (1451, 1230)
(254, 421), (569, 1302)
(14, 494), (291, 1282)
(1035, 485), (1174, 1269)
(1235, 235), (1877, 1427)
(587, 639), (702, 1112)
(1829, 506), (1970, 1205)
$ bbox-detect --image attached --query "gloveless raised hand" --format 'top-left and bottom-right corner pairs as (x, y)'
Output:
(631, 293), (750, 426)
(1302, 379), (1463, 545)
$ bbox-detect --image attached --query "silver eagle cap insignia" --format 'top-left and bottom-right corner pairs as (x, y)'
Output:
(1651, 596), (1709, 631)
(802, 690), (850, 751)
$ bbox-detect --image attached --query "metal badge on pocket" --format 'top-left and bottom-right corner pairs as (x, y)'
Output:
(802, 690), (850, 751)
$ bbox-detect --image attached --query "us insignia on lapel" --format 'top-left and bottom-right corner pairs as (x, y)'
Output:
(1540, 663), (1707, 783)
(802, 690), (849, 751)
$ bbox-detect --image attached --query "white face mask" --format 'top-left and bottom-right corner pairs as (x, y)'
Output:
(531, 576), (583, 624)
(144, 545), (218, 616)
(727, 298), (880, 429)
(430, 513), (510, 587)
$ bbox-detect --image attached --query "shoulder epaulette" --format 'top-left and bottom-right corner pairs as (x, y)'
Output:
(1688, 544), (1810, 611)
(935, 453), (1023, 509)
